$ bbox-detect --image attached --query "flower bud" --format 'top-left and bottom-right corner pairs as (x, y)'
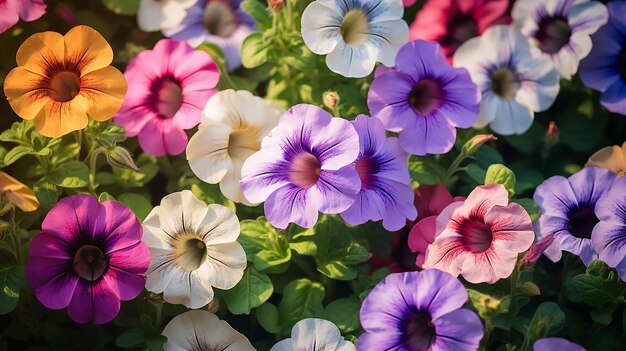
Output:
(323, 91), (340, 110)
(545, 121), (559, 147)
(106, 146), (140, 173)
(462, 134), (497, 155)
(269, 0), (285, 12)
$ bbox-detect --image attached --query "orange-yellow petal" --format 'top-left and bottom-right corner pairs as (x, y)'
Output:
(16, 31), (64, 77)
(0, 171), (40, 212)
(34, 98), (89, 138)
(78, 65), (128, 121)
(63, 25), (113, 76)
(586, 144), (626, 176)
(3, 67), (52, 120)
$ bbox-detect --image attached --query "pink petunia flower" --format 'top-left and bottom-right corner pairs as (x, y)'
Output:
(422, 184), (534, 284)
(114, 39), (219, 156)
(0, 0), (46, 34)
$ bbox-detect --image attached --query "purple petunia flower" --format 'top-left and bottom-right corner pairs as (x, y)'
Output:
(592, 176), (626, 281)
(26, 195), (149, 324)
(163, 0), (255, 71)
(359, 269), (484, 351)
(534, 338), (586, 351)
(368, 40), (480, 156)
(580, 1), (626, 115)
(240, 104), (361, 229)
(533, 167), (616, 265)
(340, 115), (416, 231)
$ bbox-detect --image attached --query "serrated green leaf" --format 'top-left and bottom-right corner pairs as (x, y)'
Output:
(47, 161), (89, 188)
(224, 267), (273, 314)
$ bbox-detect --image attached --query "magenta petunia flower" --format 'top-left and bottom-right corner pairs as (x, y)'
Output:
(114, 39), (219, 156)
(241, 104), (361, 229)
(340, 115), (416, 231)
(534, 167), (616, 265)
(423, 184), (534, 284)
(0, 0), (46, 34)
(367, 40), (480, 156)
(592, 175), (626, 281)
(359, 269), (484, 351)
(26, 195), (149, 324)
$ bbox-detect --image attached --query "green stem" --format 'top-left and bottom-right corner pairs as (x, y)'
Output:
(8, 223), (21, 264)
(441, 151), (468, 185)
(480, 319), (494, 350)
(557, 254), (571, 306)
(154, 300), (163, 327)
(73, 131), (83, 160)
(157, 156), (178, 180)
(508, 264), (521, 337)
(219, 67), (239, 90)
(88, 148), (105, 196)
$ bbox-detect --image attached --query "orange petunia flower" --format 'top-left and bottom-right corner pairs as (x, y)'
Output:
(3, 25), (127, 138)
(585, 141), (626, 177)
(0, 171), (39, 212)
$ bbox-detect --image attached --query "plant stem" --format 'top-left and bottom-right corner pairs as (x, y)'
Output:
(508, 264), (521, 338)
(73, 131), (83, 160)
(8, 223), (21, 264)
(88, 148), (105, 196)
(154, 300), (163, 327)
(442, 151), (468, 185)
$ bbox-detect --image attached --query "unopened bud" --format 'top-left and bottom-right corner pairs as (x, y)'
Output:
(269, 0), (285, 12)
(106, 146), (140, 173)
(545, 121), (559, 147)
(519, 281), (541, 296)
(323, 91), (340, 109)
(462, 134), (497, 155)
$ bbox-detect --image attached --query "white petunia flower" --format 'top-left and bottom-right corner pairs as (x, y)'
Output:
(163, 310), (256, 351)
(512, 0), (608, 79)
(186, 90), (284, 206)
(142, 190), (246, 309)
(271, 319), (356, 351)
(301, 0), (409, 78)
(453, 25), (560, 136)
(138, 0), (198, 32)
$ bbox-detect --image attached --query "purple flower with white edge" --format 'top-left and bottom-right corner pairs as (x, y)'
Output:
(340, 115), (416, 231)
(241, 104), (360, 229)
(592, 175), (626, 281)
(580, 1), (626, 115)
(368, 40), (480, 155)
(453, 25), (559, 135)
(533, 167), (616, 265)
(534, 338), (586, 351)
(359, 269), (483, 351)
(163, 0), (255, 71)
(512, 0), (608, 79)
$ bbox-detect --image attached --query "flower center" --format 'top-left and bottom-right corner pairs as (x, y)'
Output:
(73, 245), (108, 281)
(228, 128), (261, 160)
(340, 9), (369, 47)
(618, 43), (626, 81)
(444, 14), (478, 52)
(567, 206), (599, 239)
(535, 17), (572, 54)
(409, 79), (444, 115)
(355, 156), (377, 190)
(491, 68), (519, 100)
(459, 218), (493, 253)
(157, 80), (183, 118)
(173, 234), (208, 272)
(49, 71), (81, 102)
(203, 0), (238, 37)
(404, 312), (436, 350)
(289, 152), (321, 188)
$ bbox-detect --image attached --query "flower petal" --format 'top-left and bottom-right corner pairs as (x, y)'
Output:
(79, 66), (127, 122)
(64, 25), (113, 75)
(67, 279), (121, 324)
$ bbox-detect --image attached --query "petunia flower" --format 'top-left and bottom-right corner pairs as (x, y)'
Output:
(241, 104), (361, 229)
(585, 141), (626, 177)
(512, 0), (608, 79)
(423, 184), (535, 284)
(368, 40), (480, 155)
(409, 0), (511, 62)
(3, 26), (127, 138)
(186, 90), (284, 205)
(25, 195), (149, 324)
(301, 0), (409, 78)
(592, 176), (626, 281)
(271, 318), (355, 351)
(359, 269), (484, 351)
(533, 167), (616, 265)
(137, 0), (198, 32)
(340, 115), (416, 231)
(162, 310), (255, 351)
(114, 39), (219, 156)
(534, 338), (586, 351)
(142, 190), (246, 309)
(579, 1), (626, 116)
(0, 171), (39, 212)
(0, 0), (46, 34)
(163, 0), (255, 71)
(453, 25), (560, 135)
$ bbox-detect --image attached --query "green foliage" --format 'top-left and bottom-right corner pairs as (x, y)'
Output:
(223, 266), (273, 315)
(277, 279), (326, 336)
(115, 314), (167, 351)
(484, 164), (516, 197)
(0, 266), (25, 315)
(573, 260), (626, 307)
(324, 297), (361, 333)
(101, 0), (140, 15)
(47, 161), (89, 188)
(239, 217), (292, 273)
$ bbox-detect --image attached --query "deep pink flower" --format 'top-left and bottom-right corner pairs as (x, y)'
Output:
(0, 0), (46, 34)
(26, 195), (149, 324)
(114, 39), (219, 156)
(422, 184), (534, 284)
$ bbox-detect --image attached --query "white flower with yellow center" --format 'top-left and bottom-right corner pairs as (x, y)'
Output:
(271, 319), (356, 351)
(186, 89), (284, 205)
(142, 190), (246, 309)
(137, 0), (198, 32)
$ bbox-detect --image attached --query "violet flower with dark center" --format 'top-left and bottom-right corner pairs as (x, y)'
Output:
(535, 17), (572, 54)
(592, 176), (626, 281)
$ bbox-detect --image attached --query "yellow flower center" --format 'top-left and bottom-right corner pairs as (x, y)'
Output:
(173, 233), (208, 272)
(49, 71), (81, 102)
(228, 128), (261, 160)
(340, 9), (369, 47)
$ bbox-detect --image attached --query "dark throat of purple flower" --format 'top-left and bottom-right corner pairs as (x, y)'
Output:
(355, 156), (378, 190)
(567, 206), (599, 239)
(289, 152), (321, 188)
(405, 312), (436, 350)
(443, 14), (478, 52)
(618, 44), (626, 81)
(73, 244), (108, 282)
(535, 17), (572, 54)
(151, 76), (183, 118)
(458, 217), (493, 253)
(203, 0), (239, 37)
(409, 79), (444, 116)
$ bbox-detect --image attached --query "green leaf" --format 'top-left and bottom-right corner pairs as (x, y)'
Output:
(241, 0), (272, 30)
(464, 163), (486, 184)
(118, 193), (152, 221)
(241, 32), (270, 69)
(590, 308), (613, 325)
(32, 180), (60, 208)
(47, 161), (89, 188)
(197, 42), (227, 72)
(408, 156), (443, 185)
(98, 192), (116, 202)
(325, 297), (361, 333)
(115, 328), (147, 348)
(514, 198), (540, 222)
(190, 183), (236, 211)
(223, 267), (273, 315)
(0, 266), (25, 315)
(572, 260), (626, 307)
(526, 302), (566, 341)
(101, 0), (140, 15)
(484, 164), (516, 197)
(256, 302), (279, 333)
(238, 217), (291, 272)
(146, 335), (167, 351)
(277, 279), (325, 336)
(4, 145), (34, 166)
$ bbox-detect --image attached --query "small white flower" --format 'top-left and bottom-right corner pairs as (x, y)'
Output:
(453, 25), (560, 136)
(138, 0), (198, 32)
(301, 0), (409, 78)
(186, 90), (284, 205)
(163, 310), (256, 351)
(512, 0), (608, 79)
(271, 318), (356, 351)
(142, 190), (246, 309)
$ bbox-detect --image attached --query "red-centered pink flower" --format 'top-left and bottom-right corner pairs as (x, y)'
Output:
(0, 0), (46, 34)
(422, 184), (534, 284)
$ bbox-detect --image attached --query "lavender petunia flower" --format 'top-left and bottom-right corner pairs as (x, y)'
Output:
(592, 176), (626, 281)
(534, 167), (616, 265)
(163, 0), (255, 71)
(580, 1), (626, 115)
(241, 104), (361, 229)
(340, 115), (416, 231)
(368, 40), (480, 155)
(534, 338), (586, 351)
(359, 269), (483, 351)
